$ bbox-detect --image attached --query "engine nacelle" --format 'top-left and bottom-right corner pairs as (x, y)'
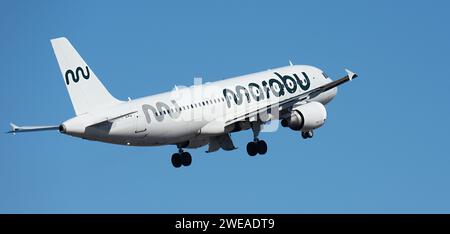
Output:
(281, 101), (327, 131)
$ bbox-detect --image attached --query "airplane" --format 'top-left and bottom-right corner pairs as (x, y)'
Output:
(8, 37), (358, 168)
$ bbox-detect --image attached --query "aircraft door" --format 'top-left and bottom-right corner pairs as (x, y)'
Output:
(135, 109), (148, 136)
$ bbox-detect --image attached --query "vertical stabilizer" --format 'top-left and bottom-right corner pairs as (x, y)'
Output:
(51, 37), (121, 115)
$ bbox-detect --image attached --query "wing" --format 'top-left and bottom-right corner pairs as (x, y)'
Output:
(225, 69), (358, 125)
(7, 123), (59, 134)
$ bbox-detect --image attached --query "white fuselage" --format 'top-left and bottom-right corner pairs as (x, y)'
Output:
(60, 65), (337, 147)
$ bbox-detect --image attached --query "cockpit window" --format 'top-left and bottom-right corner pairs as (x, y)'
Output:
(322, 72), (329, 78)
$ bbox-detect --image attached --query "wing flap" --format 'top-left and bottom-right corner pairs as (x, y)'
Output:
(206, 134), (237, 153)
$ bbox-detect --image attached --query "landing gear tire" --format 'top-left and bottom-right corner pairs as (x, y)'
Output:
(246, 142), (258, 156)
(257, 140), (267, 155)
(181, 152), (192, 167)
(301, 132), (307, 139)
(302, 131), (314, 139)
(171, 153), (183, 168)
(247, 140), (267, 156)
(172, 151), (192, 168)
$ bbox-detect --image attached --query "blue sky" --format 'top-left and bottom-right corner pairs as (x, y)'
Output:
(1, 0), (450, 213)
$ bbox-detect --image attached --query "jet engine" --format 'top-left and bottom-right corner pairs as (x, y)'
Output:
(281, 101), (327, 131)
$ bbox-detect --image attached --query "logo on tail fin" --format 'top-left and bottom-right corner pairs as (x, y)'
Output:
(64, 66), (90, 85)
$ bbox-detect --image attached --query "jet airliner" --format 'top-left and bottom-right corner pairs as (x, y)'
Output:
(8, 38), (358, 168)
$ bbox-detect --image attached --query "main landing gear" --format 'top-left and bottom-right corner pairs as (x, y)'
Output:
(171, 148), (192, 168)
(246, 122), (268, 156)
(246, 139), (267, 156)
(301, 130), (314, 139)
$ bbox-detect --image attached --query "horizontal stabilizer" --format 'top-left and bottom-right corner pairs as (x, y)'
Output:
(7, 123), (59, 134)
(86, 110), (138, 127)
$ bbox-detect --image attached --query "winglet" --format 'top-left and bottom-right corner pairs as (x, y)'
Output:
(345, 68), (358, 80)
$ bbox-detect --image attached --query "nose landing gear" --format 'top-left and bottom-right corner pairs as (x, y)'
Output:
(301, 130), (314, 139)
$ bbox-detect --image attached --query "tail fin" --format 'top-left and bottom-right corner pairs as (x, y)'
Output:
(51, 37), (121, 115)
